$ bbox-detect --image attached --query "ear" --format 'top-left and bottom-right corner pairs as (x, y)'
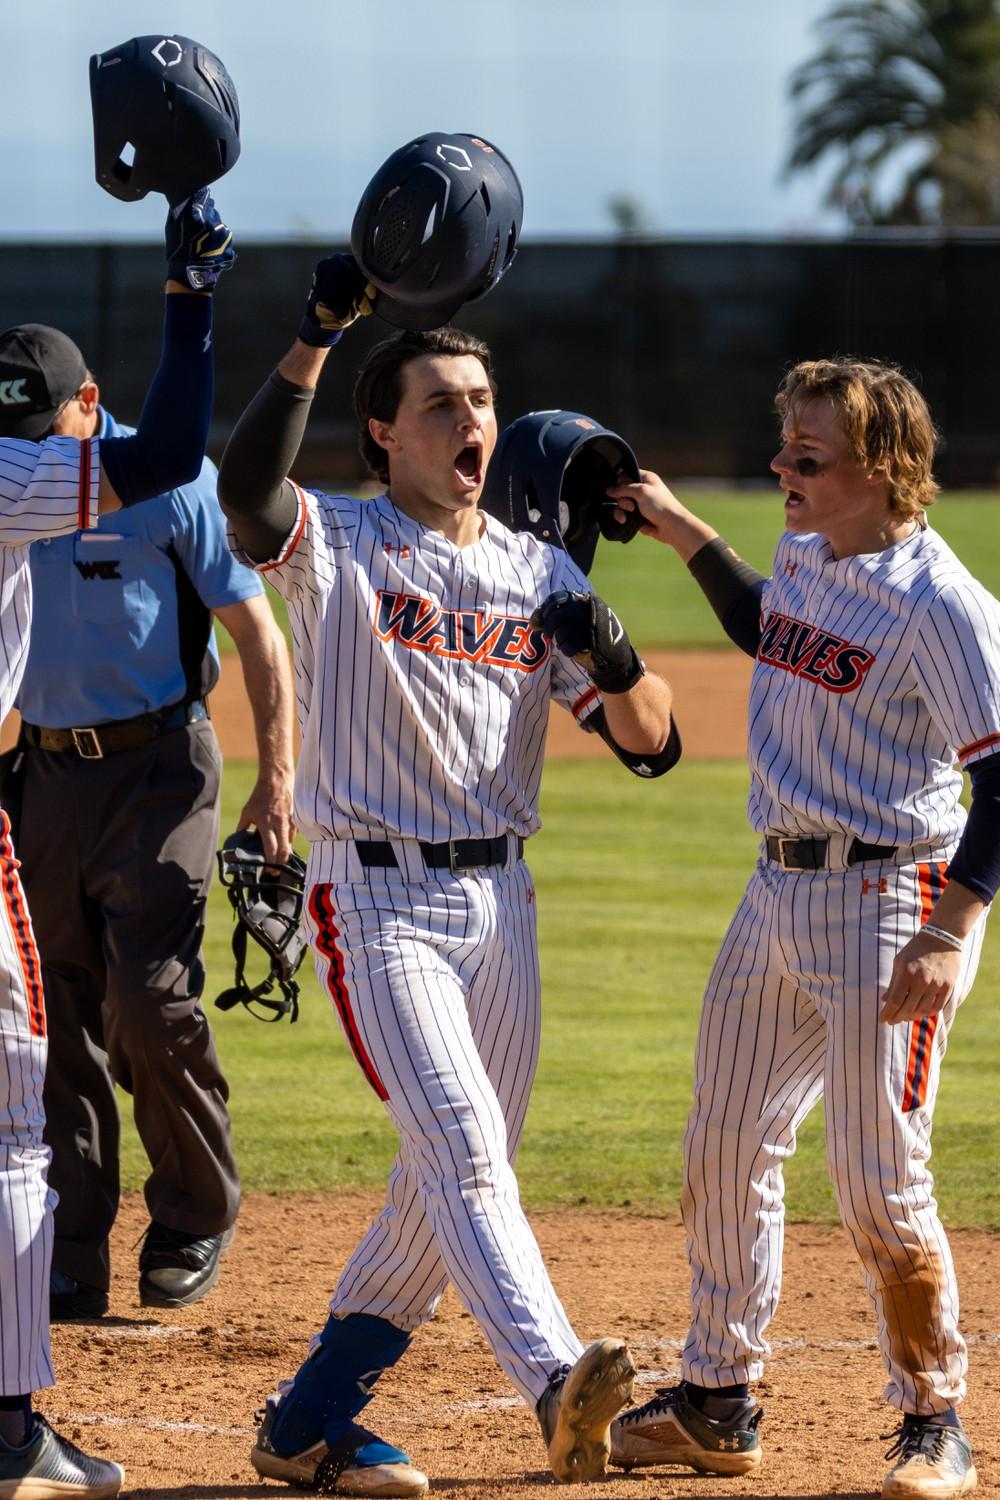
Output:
(368, 416), (399, 456)
(78, 381), (101, 418)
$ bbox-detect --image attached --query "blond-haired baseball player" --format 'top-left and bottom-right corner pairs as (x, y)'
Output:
(607, 358), (997, 1500)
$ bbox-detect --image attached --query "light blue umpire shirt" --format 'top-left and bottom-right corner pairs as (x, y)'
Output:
(17, 407), (263, 730)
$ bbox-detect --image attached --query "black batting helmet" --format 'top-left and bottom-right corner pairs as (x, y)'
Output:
(351, 132), (523, 332)
(480, 410), (643, 575)
(90, 35), (240, 204)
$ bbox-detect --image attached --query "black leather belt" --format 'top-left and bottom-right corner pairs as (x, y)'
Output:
(355, 835), (524, 874)
(21, 699), (208, 760)
(765, 835), (898, 871)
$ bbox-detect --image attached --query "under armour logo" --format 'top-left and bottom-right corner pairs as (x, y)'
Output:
(151, 38), (183, 67)
(527, 888), (535, 905)
(384, 544), (411, 559)
(0, 380), (29, 406)
(74, 559), (121, 581)
(862, 878), (888, 894)
(784, 560), (799, 577)
(718, 1436), (741, 1451)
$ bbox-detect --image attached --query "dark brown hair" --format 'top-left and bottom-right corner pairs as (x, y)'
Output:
(775, 358), (940, 517)
(352, 327), (497, 484)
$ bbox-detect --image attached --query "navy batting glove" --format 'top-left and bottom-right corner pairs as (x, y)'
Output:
(165, 189), (236, 290)
(298, 253), (376, 347)
(530, 588), (645, 694)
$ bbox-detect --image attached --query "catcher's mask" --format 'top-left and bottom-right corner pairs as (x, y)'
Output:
(215, 830), (306, 1023)
(479, 410), (642, 575)
(90, 34), (240, 204)
(351, 132), (523, 331)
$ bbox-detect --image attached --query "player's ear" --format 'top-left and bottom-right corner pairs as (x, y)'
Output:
(79, 381), (101, 418)
(369, 417), (399, 455)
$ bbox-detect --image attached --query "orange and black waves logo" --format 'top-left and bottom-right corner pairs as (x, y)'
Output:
(757, 611), (876, 694)
(373, 589), (549, 673)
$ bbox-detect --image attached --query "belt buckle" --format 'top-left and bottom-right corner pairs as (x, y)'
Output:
(448, 840), (472, 874)
(71, 727), (104, 760)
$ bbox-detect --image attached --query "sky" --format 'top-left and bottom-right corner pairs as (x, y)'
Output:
(1, 0), (845, 242)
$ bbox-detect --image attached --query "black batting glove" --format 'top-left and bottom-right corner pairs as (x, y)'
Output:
(530, 589), (645, 694)
(165, 189), (236, 290)
(298, 253), (376, 347)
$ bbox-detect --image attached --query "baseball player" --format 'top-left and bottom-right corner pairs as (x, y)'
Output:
(605, 359), (998, 1500)
(0, 323), (295, 1323)
(0, 191), (234, 1498)
(216, 254), (680, 1495)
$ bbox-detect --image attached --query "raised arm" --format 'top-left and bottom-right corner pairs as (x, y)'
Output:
(97, 190), (236, 512)
(608, 470), (768, 658)
(218, 254), (374, 562)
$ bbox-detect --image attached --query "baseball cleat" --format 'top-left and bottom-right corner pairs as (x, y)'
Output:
(610, 1383), (763, 1475)
(251, 1400), (428, 1497)
(537, 1337), (636, 1483)
(882, 1419), (976, 1499)
(0, 1415), (123, 1499)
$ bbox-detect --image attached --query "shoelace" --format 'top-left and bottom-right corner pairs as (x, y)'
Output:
(617, 1386), (682, 1424)
(884, 1423), (952, 1464)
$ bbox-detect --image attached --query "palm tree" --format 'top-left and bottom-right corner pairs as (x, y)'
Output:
(786, 0), (1000, 225)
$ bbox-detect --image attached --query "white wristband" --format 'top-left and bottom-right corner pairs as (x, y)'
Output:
(921, 923), (965, 952)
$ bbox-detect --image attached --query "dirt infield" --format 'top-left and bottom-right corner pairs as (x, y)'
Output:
(46, 1192), (999, 1499)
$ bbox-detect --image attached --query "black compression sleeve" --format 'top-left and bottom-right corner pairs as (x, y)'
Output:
(587, 704), (682, 778)
(687, 536), (767, 658)
(100, 295), (213, 504)
(217, 370), (313, 562)
(947, 750), (1000, 903)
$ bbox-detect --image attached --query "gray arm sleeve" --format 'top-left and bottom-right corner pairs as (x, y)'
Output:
(687, 536), (768, 658)
(217, 370), (316, 563)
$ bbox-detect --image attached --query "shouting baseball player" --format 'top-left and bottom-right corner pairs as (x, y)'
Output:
(216, 251), (680, 1495)
(0, 191), (234, 1498)
(606, 359), (998, 1500)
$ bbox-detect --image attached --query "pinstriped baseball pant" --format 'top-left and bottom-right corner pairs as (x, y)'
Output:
(681, 852), (986, 1414)
(302, 843), (583, 1406)
(0, 811), (54, 1394)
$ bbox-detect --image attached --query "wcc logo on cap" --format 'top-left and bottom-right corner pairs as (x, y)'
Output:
(0, 324), (88, 441)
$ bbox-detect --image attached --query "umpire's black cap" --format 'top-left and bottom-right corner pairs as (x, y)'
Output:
(0, 325), (88, 441)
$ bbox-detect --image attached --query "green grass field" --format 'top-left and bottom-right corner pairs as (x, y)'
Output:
(216, 491), (1000, 655)
(118, 758), (1000, 1228)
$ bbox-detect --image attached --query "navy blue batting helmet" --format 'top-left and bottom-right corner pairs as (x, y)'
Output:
(90, 35), (240, 204)
(351, 132), (523, 332)
(480, 410), (642, 575)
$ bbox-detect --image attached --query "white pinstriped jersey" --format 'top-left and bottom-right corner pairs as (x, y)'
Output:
(235, 484), (600, 845)
(0, 436), (100, 721)
(748, 524), (1000, 845)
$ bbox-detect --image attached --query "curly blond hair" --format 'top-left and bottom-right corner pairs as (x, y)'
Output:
(775, 359), (940, 518)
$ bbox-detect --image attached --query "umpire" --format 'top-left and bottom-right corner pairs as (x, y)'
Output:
(0, 324), (296, 1319)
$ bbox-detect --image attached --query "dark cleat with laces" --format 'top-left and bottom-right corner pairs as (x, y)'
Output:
(0, 1415), (123, 1499)
(882, 1418), (976, 1499)
(611, 1383), (763, 1475)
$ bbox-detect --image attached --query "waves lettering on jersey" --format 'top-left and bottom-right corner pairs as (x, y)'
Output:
(757, 610), (876, 694)
(373, 590), (549, 673)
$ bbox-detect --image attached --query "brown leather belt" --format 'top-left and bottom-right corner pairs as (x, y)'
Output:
(21, 699), (208, 760)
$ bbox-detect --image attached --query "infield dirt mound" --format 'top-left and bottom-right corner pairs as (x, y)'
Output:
(46, 1192), (999, 1499)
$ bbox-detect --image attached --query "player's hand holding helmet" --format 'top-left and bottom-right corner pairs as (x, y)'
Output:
(531, 589), (645, 694)
(298, 253), (376, 347)
(165, 188), (235, 290)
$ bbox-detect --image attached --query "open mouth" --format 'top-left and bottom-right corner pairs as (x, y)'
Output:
(454, 444), (483, 488)
(784, 487), (805, 507)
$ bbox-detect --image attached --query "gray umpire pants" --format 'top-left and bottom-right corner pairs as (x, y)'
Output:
(16, 719), (240, 1292)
